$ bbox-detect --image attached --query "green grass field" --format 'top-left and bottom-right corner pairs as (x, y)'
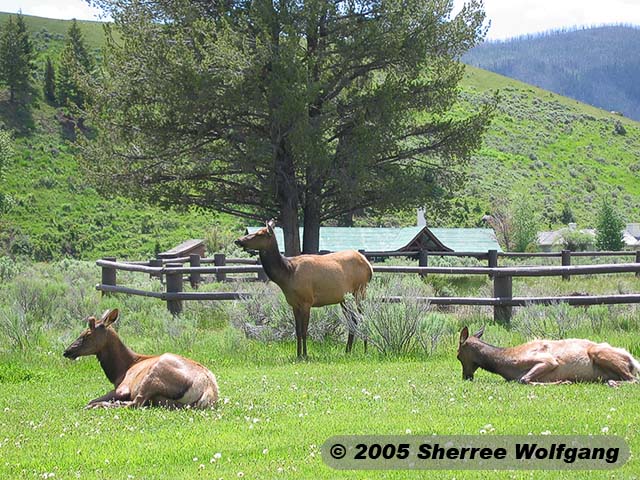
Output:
(1, 259), (639, 479)
(2, 339), (638, 479)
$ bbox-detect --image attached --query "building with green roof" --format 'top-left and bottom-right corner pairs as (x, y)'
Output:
(245, 226), (501, 253)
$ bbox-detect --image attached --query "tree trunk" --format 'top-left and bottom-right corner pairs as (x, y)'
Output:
(303, 195), (321, 254)
(275, 143), (301, 257)
(280, 200), (301, 257)
(339, 211), (354, 227)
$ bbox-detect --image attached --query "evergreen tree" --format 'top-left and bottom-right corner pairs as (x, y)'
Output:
(595, 198), (625, 251)
(66, 19), (92, 71)
(85, 0), (494, 255)
(512, 197), (540, 252)
(15, 13), (33, 66)
(57, 19), (92, 107)
(43, 56), (56, 103)
(0, 14), (35, 103)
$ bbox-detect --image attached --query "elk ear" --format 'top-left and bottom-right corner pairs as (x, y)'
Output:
(266, 219), (276, 234)
(473, 326), (485, 339)
(101, 309), (120, 327)
(459, 326), (469, 345)
(88, 317), (96, 330)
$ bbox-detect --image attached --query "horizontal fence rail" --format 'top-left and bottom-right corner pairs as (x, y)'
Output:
(96, 248), (640, 323)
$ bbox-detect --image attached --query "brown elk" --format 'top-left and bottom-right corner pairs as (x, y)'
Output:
(457, 326), (640, 386)
(235, 219), (373, 358)
(63, 309), (219, 408)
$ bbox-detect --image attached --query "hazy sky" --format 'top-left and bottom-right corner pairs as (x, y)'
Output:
(2, 0), (640, 40)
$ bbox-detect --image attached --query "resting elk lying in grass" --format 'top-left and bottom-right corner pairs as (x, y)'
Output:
(235, 219), (373, 358)
(457, 326), (640, 386)
(63, 309), (219, 408)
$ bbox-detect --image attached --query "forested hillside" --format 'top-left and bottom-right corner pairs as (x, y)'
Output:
(0, 13), (639, 260)
(463, 26), (640, 121)
(0, 13), (235, 261)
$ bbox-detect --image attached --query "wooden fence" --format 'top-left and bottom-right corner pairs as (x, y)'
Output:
(96, 248), (640, 324)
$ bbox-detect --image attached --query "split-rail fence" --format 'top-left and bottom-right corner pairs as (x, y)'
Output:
(96, 247), (640, 324)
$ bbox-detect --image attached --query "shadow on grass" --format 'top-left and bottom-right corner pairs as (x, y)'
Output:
(0, 94), (36, 136)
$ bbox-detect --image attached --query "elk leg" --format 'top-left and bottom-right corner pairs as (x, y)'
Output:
(293, 307), (308, 359)
(519, 360), (558, 384)
(341, 303), (355, 353)
(86, 389), (118, 407)
(87, 400), (135, 409)
(300, 306), (310, 358)
(127, 366), (195, 407)
(588, 346), (637, 382)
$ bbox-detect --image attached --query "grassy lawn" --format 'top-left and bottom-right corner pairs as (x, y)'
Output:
(1, 260), (639, 479)
(1, 337), (639, 480)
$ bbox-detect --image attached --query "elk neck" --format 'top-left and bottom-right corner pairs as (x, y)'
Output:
(470, 340), (521, 380)
(96, 329), (145, 386)
(258, 240), (294, 287)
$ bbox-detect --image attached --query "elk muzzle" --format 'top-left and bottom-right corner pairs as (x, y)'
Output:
(63, 346), (78, 359)
(63, 339), (83, 359)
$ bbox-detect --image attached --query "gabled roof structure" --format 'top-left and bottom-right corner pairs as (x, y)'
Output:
(245, 226), (502, 253)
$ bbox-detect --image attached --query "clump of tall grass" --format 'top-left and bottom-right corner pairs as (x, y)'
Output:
(0, 303), (40, 350)
(341, 280), (455, 356)
(0, 255), (20, 282)
(225, 282), (344, 342)
(512, 302), (580, 339)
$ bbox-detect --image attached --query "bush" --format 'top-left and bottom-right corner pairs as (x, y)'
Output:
(561, 229), (594, 251)
(0, 256), (19, 282)
(595, 197), (625, 251)
(226, 283), (344, 343)
(512, 303), (581, 339)
(204, 225), (246, 257)
(341, 281), (451, 356)
(0, 303), (41, 351)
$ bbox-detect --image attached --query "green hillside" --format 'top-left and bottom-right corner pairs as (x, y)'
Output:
(449, 66), (640, 228)
(0, 12), (108, 50)
(463, 26), (640, 121)
(1, 14), (639, 260)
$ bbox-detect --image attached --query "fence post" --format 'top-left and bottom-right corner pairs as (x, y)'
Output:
(150, 258), (163, 283)
(214, 253), (227, 283)
(257, 257), (269, 282)
(561, 249), (571, 281)
(165, 263), (183, 315)
(189, 254), (201, 289)
(101, 257), (116, 297)
(493, 273), (512, 325)
(636, 251), (640, 278)
(488, 249), (498, 279)
(418, 249), (428, 278)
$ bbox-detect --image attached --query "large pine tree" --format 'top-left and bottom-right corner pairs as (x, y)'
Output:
(44, 56), (56, 103)
(85, 0), (495, 255)
(57, 19), (92, 107)
(0, 14), (35, 103)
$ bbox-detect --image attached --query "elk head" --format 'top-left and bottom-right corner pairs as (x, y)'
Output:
(234, 219), (277, 251)
(63, 309), (120, 359)
(457, 325), (485, 380)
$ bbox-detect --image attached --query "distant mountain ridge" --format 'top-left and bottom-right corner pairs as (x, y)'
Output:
(463, 25), (640, 121)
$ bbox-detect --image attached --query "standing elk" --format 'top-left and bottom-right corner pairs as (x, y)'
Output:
(235, 219), (373, 358)
(457, 326), (640, 386)
(63, 309), (219, 408)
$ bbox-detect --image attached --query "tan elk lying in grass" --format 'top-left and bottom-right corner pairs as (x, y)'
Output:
(457, 326), (640, 386)
(63, 309), (219, 409)
(235, 219), (373, 358)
